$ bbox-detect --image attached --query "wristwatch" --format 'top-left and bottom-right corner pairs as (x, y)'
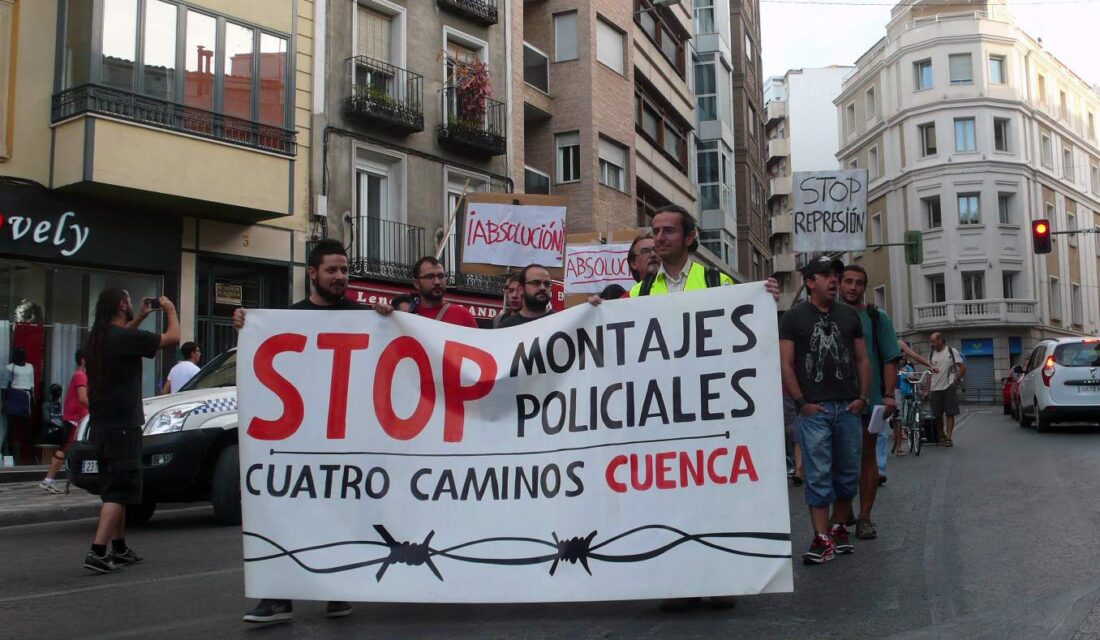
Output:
(793, 397), (807, 410)
(860, 397), (871, 406)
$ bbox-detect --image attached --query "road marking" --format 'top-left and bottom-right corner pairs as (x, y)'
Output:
(0, 567), (241, 605)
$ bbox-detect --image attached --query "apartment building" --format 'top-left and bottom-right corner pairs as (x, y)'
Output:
(0, 0), (312, 465)
(838, 0), (1100, 402)
(316, 0), (511, 321)
(730, 0), (768, 280)
(764, 66), (855, 308)
(509, 0), (737, 273)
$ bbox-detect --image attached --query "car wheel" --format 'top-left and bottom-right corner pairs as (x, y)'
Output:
(1035, 401), (1052, 433)
(1019, 400), (1032, 428)
(125, 499), (156, 526)
(211, 444), (242, 526)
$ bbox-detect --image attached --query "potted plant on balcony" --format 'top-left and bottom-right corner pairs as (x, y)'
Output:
(451, 58), (491, 130)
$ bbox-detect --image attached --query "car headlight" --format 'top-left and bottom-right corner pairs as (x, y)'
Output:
(145, 402), (204, 435)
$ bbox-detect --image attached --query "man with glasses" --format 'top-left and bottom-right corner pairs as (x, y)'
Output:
(499, 264), (553, 327)
(376, 256), (478, 327)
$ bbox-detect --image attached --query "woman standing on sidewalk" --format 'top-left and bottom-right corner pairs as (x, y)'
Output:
(39, 350), (88, 494)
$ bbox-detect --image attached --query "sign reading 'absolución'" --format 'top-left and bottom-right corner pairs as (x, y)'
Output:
(236, 285), (793, 603)
(792, 170), (868, 253)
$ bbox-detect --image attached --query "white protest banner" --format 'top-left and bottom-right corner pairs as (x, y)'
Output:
(237, 285), (793, 603)
(563, 243), (635, 294)
(462, 201), (566, 268)
(792, 170), (868, 253)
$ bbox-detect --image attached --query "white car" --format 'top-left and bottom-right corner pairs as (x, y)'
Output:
(1017, 337), (1100, 432)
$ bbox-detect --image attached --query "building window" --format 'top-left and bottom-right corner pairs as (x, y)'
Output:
(845, 103), (856, 134)
(695, 0), (716, 34)
(928, 274), (946, 303)
(1060, 90), (1068, 119)
(989, 55), (1006, 84)
(1063, 146), (1074, 181)
(748, 106), (757, 139)
(1091, 159), (1100, 193)
(142, 0), (178, 101)
(634, 0), (685, 75)
(914, 59), (933, 90)
(598, 136), (628, 192)
(1072, 283), (1083, 325)
(1041, 133), (1053, 167)
(1037, 74), (1047, 104)
(997, 193), (1013, 224)
(751, 175), (761, 207)
(635, 83), (689, 170)
(923, 196), (942, 229)
(948, 53), (972, 84)
(871, 212), (882, 243)
(962, 271), (985, 300)
(555, 131), (580, 183)
(1090, 112), (1096, 142)
(847, 158), (857, 170)
(868, 147), (879, 179)
(873, 285), (886, 309)
(993, 117), (1010, 152)
(1002, 271), (1017, 299)
(1050, 276), (1062, 320)
(744, 33), (753, 64)
(596, 18), (624, 75)
(694, 56), (718, 121)
(524, 166), (551, 195)
(919, 122), (937, 156)
(554, 12), (578, 62)
(957, 193), (980, 225)
(101, 0), (138, 92)
(954, 117), (976, 152)
(1045, 201), (1055, 220)
(696, 139), (732, 212)
(865, 87), (876, 119)
(1067, 212), (1078, 246)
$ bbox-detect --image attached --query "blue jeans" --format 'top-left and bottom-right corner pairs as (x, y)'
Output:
(797, 401), (862, 508)
(877, 431), (888, 476)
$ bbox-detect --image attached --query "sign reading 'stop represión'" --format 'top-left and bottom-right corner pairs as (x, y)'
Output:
(792, 170), (868, 253)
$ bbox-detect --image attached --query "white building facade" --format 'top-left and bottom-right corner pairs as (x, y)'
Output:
(838, 0), (1100, 401)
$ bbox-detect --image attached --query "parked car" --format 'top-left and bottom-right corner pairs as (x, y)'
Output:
(1001, 365), (1024, 415)
(1017, 338), (1100, 432)
(67, 349), (241, 525)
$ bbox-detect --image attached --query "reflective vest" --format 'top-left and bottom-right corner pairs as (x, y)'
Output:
(629, 261), (735, 297)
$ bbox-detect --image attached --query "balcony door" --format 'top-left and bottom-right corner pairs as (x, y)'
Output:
(354, 146), (406, 273)
(355, 5), (394, 99)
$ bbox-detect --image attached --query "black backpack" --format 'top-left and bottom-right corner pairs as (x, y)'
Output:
(638, 267), (722, 296)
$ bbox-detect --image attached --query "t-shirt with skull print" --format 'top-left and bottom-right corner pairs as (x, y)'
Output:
(779, 300), (864, 404)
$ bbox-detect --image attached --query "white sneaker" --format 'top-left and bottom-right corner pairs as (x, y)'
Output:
(39, 481), (63, 494)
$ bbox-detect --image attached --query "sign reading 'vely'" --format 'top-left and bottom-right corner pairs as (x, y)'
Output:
(0, 211), (90, 257)
(792, 170), (868, 253)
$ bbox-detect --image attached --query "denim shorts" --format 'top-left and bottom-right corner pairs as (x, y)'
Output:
(797, 401), (862, 508)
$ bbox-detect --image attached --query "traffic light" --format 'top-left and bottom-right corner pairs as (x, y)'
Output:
(1032, 219), (1052, 254)
(904, 230), (923, 265)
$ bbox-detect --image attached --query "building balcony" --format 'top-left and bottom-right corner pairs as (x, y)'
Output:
(769, 175), (793, 199)
(438, 85), (507, 157)
(766, 100), (787, 123)
(349, 218), (426, 282)
(344, 57), (424, 134)
(523, 42), (549, 94)
(49, 83), (296, 221)
(773, 253), (797, 273)
(437, 0), (498, 26)
(439, 233), (506, 295)
(767, 137), (790, 161)
(913, 299), (1039, 328)
(771, 213), (793, 236)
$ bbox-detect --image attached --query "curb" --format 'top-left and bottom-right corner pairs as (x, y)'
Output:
(0, 502), (103, 528)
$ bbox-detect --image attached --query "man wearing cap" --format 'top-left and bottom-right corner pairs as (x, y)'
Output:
(779, 256), (872, 565)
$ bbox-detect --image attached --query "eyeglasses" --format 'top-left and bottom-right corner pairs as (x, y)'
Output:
(526, 279), (553, 289)
(417, 273), (446, 281)
(636, 247), (655, 256)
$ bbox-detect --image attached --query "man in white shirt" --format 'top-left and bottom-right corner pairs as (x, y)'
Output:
(161, 342), (201, 394)
(927, 332), (966, 447)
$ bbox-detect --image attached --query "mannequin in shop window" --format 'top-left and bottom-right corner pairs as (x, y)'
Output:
(2, 348), (36, 462)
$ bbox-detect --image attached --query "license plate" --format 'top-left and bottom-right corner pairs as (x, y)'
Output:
(82, 460), (98, 474)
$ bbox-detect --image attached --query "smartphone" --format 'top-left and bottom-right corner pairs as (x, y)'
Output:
(145, 297), (161, 310)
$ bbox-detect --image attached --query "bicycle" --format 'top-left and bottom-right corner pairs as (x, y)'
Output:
(897, 370), (932, 456)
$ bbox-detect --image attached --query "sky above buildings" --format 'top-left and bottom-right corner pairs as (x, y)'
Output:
(761, 0), (1100, 87)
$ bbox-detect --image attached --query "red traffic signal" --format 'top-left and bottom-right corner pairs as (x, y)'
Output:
(1032, 219), (1052, 254)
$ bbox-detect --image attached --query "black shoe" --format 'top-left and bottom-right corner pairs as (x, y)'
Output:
(878, 475), (887, 487)
(802, 534), (835, 565)
(791, 475), (804, 486)
(109, 547), (143, 566)
(659, 597), (702, 612)
(242, 599), (293, 623)
(829, 524), (854, 555)
(83, 551), (120, 574)
(325, 601), (352, 618)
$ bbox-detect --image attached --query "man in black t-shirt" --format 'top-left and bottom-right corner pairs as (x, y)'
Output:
(234, 239), (364, 624)
(779, 256), (871, 566)
(82, 288), (179, 575)
(498, 264), (553, 328)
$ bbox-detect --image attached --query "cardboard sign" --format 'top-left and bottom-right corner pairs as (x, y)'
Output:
(792, 170), (868, 253)
(461, 195), (567, 269)
(237, 285), (793, 603)
(564, 243), (635, 294)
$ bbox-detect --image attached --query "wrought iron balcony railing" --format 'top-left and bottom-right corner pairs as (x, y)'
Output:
(439, 233), (506, 295)
(438, 84), (507, 157)
(437, 0), (498, 26)
(349, 218), (426, 282)
(345, 56), (424, 134)
(52, 84), (296, 156)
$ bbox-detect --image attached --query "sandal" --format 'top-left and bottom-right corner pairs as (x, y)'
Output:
(855, 519), (877, 540)
(945, 439), (954, 447)
(896, 448), (907, 456)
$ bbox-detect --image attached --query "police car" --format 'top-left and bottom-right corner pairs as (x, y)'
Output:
(67, 349), (241, 525)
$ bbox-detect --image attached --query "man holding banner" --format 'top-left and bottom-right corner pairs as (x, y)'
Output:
(498, 265), (553, 327)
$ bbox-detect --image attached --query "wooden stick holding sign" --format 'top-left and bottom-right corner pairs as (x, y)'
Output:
(436, 179), (471, 261)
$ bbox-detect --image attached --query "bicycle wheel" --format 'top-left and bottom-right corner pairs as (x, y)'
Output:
(912, 409), (922, 456)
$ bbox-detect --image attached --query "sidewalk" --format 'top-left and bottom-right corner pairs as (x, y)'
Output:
(0, 480), (102, 527)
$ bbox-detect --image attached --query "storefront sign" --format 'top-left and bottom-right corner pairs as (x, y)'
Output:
(346, 281), (501, 321)
(236, 284), (792, 603)
(792, 170), (868, 253)
(215, 282), (244, 306)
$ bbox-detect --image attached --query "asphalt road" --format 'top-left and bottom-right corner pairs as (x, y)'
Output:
(5, 407), (1100, 639)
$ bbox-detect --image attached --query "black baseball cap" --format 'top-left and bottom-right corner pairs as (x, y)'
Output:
(801, 256), (844, 280)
